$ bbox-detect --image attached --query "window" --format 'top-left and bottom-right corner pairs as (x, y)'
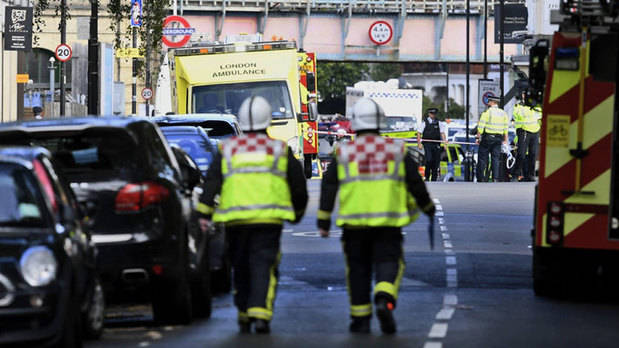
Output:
(25, 48), (72, 88)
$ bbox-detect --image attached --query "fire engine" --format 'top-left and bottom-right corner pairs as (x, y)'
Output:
(532, 0), (619, 295)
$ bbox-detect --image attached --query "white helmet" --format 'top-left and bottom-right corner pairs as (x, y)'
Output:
(351, 98), (386, 132)
(237, 96), (272, 131)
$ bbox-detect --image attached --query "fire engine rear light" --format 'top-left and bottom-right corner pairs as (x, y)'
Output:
(546, 201), (565, 245)
(550, 216), (561, 228)
(548, 230), (562, 244)
(550, 202), (563, 214)
(115, 182), (170, 213)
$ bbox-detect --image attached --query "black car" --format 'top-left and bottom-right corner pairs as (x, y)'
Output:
(0, 117), (211, 324)
(0, 147), (104, 347)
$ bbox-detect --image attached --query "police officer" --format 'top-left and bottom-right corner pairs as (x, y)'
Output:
(476, 95), (509, 182)
(197, 96), (308, 334)
(416, 108), (447, 181)
(317, 98), (435, 334)
(512, 93), (528, 181)
(522, 104), (541, 181)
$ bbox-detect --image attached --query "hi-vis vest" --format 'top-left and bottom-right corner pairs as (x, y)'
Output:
(213, 133), (294, 224)
(522, 106), (541, 133)
(335, 135), (419, 227)
(478, 106), (509, 135)
(513, 104), (527, 129)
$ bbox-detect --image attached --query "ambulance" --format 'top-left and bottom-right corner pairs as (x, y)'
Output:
(532, 0), (619, 295)
(168, 35), (318, 177)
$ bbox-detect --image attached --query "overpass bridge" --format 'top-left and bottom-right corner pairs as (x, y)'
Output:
(175, 0), (525, 62)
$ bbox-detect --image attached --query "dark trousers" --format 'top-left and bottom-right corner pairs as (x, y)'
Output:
(514, 128), (527, 178)
(477, 133), (503, 182)
(523, 131), (539, 180)
(423, 142), (441, 181)
(227, 224), (282, 322)
(342, 228), (404, 318)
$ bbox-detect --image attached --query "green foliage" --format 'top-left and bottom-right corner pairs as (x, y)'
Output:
(33, 0), (73, 46)
(317, 62), (369, 101)
(369, 63), (402, 82)
(422, 96), (466, 121)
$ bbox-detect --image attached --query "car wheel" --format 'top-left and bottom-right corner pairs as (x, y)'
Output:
(152, 271), (193, 325)
(55, 302), (82, 348)
(191, 252), (212, 319)
(82, 277), (105, 339)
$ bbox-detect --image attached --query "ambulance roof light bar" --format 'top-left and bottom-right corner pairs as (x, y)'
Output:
(174, 41), (297, 56)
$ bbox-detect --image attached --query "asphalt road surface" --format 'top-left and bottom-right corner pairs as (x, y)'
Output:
(87, 181), (619, 348)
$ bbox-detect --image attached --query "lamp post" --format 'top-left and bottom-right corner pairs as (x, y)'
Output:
(48, 57), (56, 118)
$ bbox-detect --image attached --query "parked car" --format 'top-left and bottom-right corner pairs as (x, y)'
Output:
(0, 147), (104, 347)
(0, 117), (211, 324)
(153, 114), (242, 142)
(160, 126), (216, 177)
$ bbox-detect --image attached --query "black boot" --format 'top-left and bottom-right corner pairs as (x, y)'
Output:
(238, 320), (251, 334)
(375, 297), (396, 334)
(349, 316), (370, 333)
(254, 319), (270, 334)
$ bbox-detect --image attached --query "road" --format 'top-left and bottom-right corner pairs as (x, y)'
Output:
(88, 181), (619, 348)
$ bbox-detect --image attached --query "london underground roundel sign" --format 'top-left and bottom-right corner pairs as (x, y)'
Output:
(369, 21), (393, 46)
(161, 15), (195, 48)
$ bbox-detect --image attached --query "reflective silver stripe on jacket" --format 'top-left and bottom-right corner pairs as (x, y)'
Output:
(223, 167), (286, 178)
(339, 211), (416, 220)
(216, 204), (294, 214)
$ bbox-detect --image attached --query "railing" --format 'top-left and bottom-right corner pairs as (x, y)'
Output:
(178, 0), (526, 14)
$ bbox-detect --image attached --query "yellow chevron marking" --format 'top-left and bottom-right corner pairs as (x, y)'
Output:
(544, 96), (614, 178)
(563, 212), (595, 238)
(565, 169), (611, 205)
(548, 69), (580, 105)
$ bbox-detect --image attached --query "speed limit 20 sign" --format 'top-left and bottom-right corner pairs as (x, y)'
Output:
(55, 44), (72, 62)
(369, 21), (393, 46)
(141, 87), (153, 100)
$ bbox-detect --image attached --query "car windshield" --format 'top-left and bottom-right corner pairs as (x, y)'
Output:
(382, 117), (416, 132)
(30, 134), (142, 182)
(0, 163), (48, 228)
(162, 133), (214, 173)
(192, 81), (294, 120)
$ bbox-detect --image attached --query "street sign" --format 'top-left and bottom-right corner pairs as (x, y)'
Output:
(494, 4), (528, 44)
(162, 16), (195, 48)
(55, 44), (72, 62)
(141, 87), (153, 100)
(130, 0), (142, 27)
(368, 21), (393, 46)
(4, 6), (33, 51)
(478, 79), (500, 113)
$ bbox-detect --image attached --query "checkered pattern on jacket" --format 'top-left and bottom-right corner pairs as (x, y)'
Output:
(337, 135), (404, 174)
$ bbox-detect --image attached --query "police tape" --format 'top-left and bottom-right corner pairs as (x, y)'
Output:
(316, 131), (478, 146)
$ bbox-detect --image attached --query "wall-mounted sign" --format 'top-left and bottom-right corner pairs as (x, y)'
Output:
(161, 16), (195, 48)
(4, 6), (33, 51)
(495, 4), (528, 44)
(130, 0), (142, 27)
(369, 21), (393, 46)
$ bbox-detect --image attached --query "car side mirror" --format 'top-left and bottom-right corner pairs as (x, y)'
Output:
(171, 146), (202, 189)
(308, 101), (318, 122)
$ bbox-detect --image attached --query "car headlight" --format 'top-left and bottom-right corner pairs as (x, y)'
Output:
(19, 246), (57, 287)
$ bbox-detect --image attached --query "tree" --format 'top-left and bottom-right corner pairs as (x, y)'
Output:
(369, 63), (402, 82)
(317, 62), (368, 114)
(421, 95), (466, 121)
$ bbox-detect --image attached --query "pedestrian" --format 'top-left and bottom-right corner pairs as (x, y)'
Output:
(522, 104), (541, 181)
(476, 95), (509, 182)
(196, 96), (308, 334)
(416, 108), (447, 181)
(317, 97), (435, 334)
(512, 92), (528, 182)
(33, 106), (43, 119)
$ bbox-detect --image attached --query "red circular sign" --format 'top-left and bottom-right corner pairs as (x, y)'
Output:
(162, 16), (194, 48)
(55, 44), (72, 62)
(369, 21), (393, 46)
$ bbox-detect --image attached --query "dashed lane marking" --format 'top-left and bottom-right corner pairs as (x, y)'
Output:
(438, 218), (444, 224)
(436, 205), (443, 211)
(443, 241), (453, 248)
(446, 256), (456, 265)
(435, 308), (455, 320)
(283, 228), (294, 233)
(441, 233), (450, 239)
(443, 294), (458, 306)
(428, 323), (449, 338)
(424, 342), (443, 348)
(435, 211), (444, 217)
(433, 198), (440, 204)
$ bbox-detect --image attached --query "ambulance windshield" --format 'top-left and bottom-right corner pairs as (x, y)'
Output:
(192, 81), (294, 120)
(382, 116), (416, 132)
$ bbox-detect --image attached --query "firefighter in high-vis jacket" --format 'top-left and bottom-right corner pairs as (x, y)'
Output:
(521, 104), (541, 181)
(197, 96), (308, 334)
(317, 98), (435, 334)
(512, 93), (528, 181)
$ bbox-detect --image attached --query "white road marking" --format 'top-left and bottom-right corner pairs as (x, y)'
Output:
(424, 342), (443, 348)
(440, 225), (448, 232)
(428, 323), (449, 338)
(436, 211), (444, 217)
(435, 307), (456, 320)
(443, 241), (453, 248)
(446, 256), (456, 265)
(441, 233), (450, 239)
(443, 295), (458, 306)
(447, 280), (458, 288)
(438, 218), (445, 224)
(444, 249), (454, 255)
(138, 342), (150, 347)
(433, 198), (440, 203)
(446, 268), (457, 276)
(283, 228), (294, 233)
(436, 205), (443, 211)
